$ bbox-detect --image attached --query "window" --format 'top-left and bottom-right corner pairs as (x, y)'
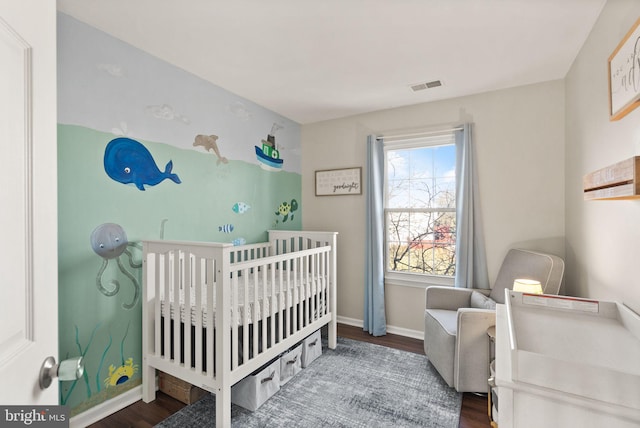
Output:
(384, 132), (456, 284)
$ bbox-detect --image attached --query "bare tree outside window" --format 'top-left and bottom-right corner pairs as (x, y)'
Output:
(385, 139), (456, 277)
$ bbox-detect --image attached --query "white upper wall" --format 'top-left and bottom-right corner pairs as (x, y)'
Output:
(565, 0), (640, 314)
(302, 80), (565, 332)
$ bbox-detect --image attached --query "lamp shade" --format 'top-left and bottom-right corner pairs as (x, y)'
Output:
(513, 279), (543, 294)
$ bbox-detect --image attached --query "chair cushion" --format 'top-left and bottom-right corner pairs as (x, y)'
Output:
(424, 309), (458, 336)
(470, 291), (496, 310)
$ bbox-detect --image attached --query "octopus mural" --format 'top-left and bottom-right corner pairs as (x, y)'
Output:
(90, 223), (141, 309)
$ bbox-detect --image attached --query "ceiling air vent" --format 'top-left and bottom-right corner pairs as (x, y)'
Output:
(410, 80), (442, 92)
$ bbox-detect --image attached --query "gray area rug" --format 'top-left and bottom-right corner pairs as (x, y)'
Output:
(156, 337), (462, 427)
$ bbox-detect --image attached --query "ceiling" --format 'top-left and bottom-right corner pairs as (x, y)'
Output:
(57, 0), (606, 124)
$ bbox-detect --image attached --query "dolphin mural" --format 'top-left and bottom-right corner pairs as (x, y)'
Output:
(103, 137), (181, 191)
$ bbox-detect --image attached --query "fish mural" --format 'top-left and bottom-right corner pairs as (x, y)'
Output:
(232, 237), (247, 246)
(232, 202), (251, 214)
(193, 134), (228, 165)
(104, 137), (181, 191)
(218, 224), (234, 233)
(275, 199), (299, 222)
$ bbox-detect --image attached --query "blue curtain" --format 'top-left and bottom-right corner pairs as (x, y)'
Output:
(363, 135), (387, 336)
(454, 124), (489, 289)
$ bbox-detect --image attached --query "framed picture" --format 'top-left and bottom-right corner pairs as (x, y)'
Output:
(608, 17), (640, 121)
(315, 167), (362, 196)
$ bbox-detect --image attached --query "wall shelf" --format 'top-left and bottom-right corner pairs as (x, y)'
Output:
(583, 156), (640, 200)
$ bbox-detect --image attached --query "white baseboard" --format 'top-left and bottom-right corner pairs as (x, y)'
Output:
(336, 315), (362, 328)
(386, 324), (423, 340)
(337, 316), (423, 340)
(69, 386), (142, 428)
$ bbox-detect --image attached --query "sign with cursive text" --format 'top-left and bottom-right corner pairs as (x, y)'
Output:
(315, 167), (362, 196)
(609, 17), (640, 121)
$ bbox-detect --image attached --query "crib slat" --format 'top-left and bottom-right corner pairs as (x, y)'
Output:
(285, 262), (291, 338)
(302, 253), (307, 326)
(277, 263), (283, 343)
(184, 253), (192, 369)
(174, 251), (182, 365)
(206, 257), (214, 377)
(323, 251), (327, 314)
(313, 254), (323, 320)
(261, 266), (268, 352)
(252, 268), (259, 360)
(307, 254), (312, 325)
(318, 252), (324, 317)
(302, 255), (308, 327)
(311, 253), (316, 321)
(242, 269), (249, 366)
(194, 256), (203, 373)
(163, 253), (171, 363)
(153, 254), (161, 358)
(308, 252), (313, 324)
(231, 273), (238, 370)
(293, 257), (302, 333)
(269, 261), (276, 348)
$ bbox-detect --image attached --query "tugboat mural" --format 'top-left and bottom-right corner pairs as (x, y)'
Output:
(255, 123), (284, 171)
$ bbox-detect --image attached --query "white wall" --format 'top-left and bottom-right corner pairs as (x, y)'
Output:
(302, 80), (565, 333)
(565, 0), (640, 314)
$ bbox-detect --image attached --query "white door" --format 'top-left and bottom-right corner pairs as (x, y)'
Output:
(0, 0), (59, 406)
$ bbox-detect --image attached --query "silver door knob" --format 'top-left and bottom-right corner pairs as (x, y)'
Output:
(39, 356), (84, 389)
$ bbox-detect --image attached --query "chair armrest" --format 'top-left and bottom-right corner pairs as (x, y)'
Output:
(454, 307), (497, 392)
(425, 286), (473, 310)
(457, 307), (496, 332)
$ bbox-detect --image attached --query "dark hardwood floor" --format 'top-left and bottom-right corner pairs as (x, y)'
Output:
(88, 324), (490, 428)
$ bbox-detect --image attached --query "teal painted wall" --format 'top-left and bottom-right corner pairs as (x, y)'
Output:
(57, 13), (301, 415)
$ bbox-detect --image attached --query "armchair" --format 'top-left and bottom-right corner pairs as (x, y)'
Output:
(423, 248), (564, 392)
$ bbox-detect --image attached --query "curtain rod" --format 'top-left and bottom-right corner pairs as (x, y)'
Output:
(376, 126), (463, 141)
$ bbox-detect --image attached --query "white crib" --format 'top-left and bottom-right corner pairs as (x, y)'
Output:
(141, 230), (338, 427)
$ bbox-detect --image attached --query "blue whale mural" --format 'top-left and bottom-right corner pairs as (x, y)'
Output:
(104, 137), (181, 191)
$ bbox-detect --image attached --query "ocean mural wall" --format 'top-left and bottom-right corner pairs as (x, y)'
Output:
(57, 13), (302, 415)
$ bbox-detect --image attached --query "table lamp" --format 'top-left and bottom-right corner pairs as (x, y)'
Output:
(513, 278), (543, 294)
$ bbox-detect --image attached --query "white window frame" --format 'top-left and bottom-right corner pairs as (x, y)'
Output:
(383, 132), (456, 289)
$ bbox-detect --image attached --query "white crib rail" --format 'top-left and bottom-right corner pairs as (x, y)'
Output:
(142, 240), (230, 391)
(228, 245), (331, 370)
(269, 230), (338, 348)
(141, 231), (338, 428)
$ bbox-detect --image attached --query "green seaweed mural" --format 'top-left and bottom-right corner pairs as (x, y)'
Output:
(60, 324), (100, 405)
(60, 322), (138, 407)
(104, 322), (138, 388)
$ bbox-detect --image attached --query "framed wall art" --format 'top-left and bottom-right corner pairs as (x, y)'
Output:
(315, 167), (362, 196)
(608, 17), (640, 121)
